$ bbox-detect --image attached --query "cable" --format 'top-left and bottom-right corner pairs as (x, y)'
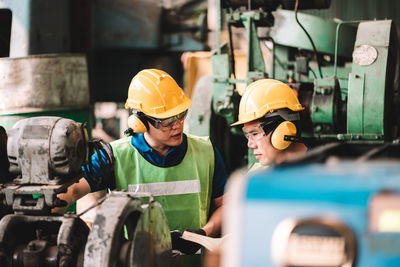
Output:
(228, 22), (237, 79)
(76, 194), (108, 217)
(294, 0), (323, 78)
(355, 144), (391, 162)
(309, 68), (317, 79)
(83, 139), (114, 188)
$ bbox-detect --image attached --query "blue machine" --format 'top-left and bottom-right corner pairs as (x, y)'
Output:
(223, 143), (400, 267)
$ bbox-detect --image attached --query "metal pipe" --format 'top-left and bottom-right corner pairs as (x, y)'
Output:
(222, 0), (330, 10)
(228, 22), (237, 79)
(217, 0), (222, 54)
(261, 37), (276, 78)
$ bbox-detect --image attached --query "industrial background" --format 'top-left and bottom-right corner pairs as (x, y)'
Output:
(1, 0), (400, 266)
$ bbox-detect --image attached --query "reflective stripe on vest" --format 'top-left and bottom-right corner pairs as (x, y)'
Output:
(128, 180), (201, 196)
(110, 134), (214, 231)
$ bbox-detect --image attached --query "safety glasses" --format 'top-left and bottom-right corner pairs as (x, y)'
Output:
(243, 125), (266, 142)
(146, 110), (188, 129)
(243, 118), (282, 142)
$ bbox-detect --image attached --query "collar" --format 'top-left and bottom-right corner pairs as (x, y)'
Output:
(131, 133), (187, 154)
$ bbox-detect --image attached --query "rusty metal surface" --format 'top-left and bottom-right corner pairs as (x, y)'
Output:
(0, 214), (62, 266)
(58, 215), (90, 267)
(128, 201), (172, 267)
(0, 126), (9, 183)
(0, 214), (88, 267)
(84, 192), (172, 267)
(7, 117), (87, 185)
(1, 116), (88, 214)
(0, 182), (73, 215)
(0, 54), (90, 115)
(84, 193), (144, 267)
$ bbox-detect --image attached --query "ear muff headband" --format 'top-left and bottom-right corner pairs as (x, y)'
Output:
(270, 121), (297, 150)
(127, 112), (149, 133)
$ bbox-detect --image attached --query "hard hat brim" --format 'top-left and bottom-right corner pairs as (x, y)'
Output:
(230, 117), (260, 126)
(151, 97), (192, 119)
(153, 98), (192, 119)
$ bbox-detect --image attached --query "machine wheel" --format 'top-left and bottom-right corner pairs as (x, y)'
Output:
(83, 192), (172, 267)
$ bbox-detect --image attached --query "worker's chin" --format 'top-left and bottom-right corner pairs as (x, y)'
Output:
(168, 133), (183, 146)
(257, 156), (271, 166)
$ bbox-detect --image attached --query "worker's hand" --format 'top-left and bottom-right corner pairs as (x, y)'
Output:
(170, 228), (206, 255)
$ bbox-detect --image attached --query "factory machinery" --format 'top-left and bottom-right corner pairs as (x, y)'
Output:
(1, 0), (400, 267)
(208, 0), (400, 153)
(0, 117), (172, 267)
(201, 0), (400, 266)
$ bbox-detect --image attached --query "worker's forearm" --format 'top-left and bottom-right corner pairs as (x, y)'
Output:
(52, 178), (91, 214)
(202, 206), (223, 237)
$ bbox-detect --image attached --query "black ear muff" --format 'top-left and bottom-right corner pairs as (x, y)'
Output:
(127, 112), (149, 133)
(270, 121), (297, 150)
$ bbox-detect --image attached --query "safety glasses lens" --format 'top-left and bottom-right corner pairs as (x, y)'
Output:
(244, 130), (265, 141)
(159, 117), (176, 127)
(154, 110), (188, 128)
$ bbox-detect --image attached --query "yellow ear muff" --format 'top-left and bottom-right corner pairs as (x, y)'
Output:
(270, 121), (297, 150)
(127, 114), (148, 133)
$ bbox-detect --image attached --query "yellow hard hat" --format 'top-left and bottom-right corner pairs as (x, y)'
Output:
(125, 69), (192, 119)
(231, 79), (304, 126)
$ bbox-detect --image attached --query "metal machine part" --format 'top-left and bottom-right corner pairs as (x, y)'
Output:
(84, 192), (172, 267)
(271, 217), (357, 267)
(301, 19), (400, 142)
(347, 20), (399, 140)
(212, 0), (332, 126)
(1, 116), (88, 215)
(222, 0), (331, 10)
(0, 54), (92, 131)
(269, 9), (356, 58)
(223, 143), (400, 267)
(0, 116), (172, 266)
(0, 214), (89, 267)
(213, 0), (400, 149)
(0, 126), (9, 183)
(7, 116), (88, 185)
(0, 126), (12, 220)
(0, 55), (90, 116)
(310, 77), (343, 134)
(0, 116), (90, 267)
(0, 192), (173, 267)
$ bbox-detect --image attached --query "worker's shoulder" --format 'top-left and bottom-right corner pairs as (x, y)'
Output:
(185, 133), (212, 146)
(109, 136), (131, 148)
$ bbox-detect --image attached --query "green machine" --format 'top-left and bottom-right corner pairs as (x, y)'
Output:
(211, 3), (400, 266)
(206, 0), (400, 168)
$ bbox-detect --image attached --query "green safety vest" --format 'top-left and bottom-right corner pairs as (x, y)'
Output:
(110, 134), (215, 231)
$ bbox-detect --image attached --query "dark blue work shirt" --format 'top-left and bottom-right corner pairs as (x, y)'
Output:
(83, 133), (228, 199)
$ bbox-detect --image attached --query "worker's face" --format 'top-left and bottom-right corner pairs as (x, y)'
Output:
(243, 121), (280, 166)
(146, 112), (186, 147)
